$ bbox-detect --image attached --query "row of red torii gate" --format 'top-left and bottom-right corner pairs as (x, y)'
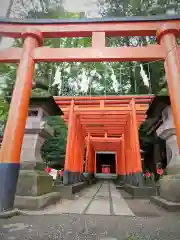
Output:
(54, 96), (152, 184)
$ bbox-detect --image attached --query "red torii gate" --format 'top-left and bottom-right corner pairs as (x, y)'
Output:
(90, 136), (121, 175)
(54, 96), (151, 184)
(0, 15), (180, 212)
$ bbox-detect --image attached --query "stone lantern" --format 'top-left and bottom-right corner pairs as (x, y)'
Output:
(14, 96), (63, 210)
(156, 106), (180, 175)
(149, 96), (180, 210)
(153, 105), (180, 209)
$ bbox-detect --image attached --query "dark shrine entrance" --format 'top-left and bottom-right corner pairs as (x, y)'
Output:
(96, 152), (116, 174)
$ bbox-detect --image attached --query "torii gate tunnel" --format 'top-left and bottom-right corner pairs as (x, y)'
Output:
(0, 15), (180, 211)
(54, 96), (151, 184)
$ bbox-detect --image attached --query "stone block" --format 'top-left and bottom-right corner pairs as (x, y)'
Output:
(15, 192), (60, 210)
(15, 168), (61, 210)
(116, 175), (126, 186)
(16, 169), (53, 196)
(124, 184), (157, 199)
(92, 178), (97, 184)
(0, 209), (19, 219)
(151, 196), (180, 212)
(54, 182), (87, 200)
(159, 174), (180, 202)
(125, 173), (144, 187)
(116, 185), (124, 190)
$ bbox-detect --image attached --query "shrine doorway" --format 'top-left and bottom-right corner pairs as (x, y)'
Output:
(96, 152), (116, 174)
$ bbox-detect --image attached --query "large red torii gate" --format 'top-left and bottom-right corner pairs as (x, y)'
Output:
(0, 15), (180, 212)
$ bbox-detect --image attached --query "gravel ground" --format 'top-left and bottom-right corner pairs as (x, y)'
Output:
(0, 213), (180, 240)
(1, 182), (180, 240)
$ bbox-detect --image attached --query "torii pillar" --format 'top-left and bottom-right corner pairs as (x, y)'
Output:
(116, 135), (126, 185)
(157, 25), (180, 150)
(123, 99), (143, 186)
(0, 30), (43, 213)
(63, 100), (76, 185)
(64, 101), (85, 185)
(151, 26), (180, 209)
(73, 117), (85, 183)
(85, 134), (95, 181)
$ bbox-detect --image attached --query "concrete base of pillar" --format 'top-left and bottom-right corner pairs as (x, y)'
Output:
(15, 192), (60, 210)
(79, 173), (86, 182)
(63, 170), (71, 185)
(64, 171), (84, 185)
(86, 173), (95, 184)
(124, 184), (157, 199)
(73, 172), (84, 183)
(126, 172), (144, 187)
(86, 173), (94, 179)
(0, 163), (20, 213)
(54, 182), (87, 200)
(15, 164), (60, 210)
(116, 174), (126, 186)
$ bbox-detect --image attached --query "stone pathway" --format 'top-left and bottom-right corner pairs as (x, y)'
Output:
(1, 181), (180, 239)
(20, 181), (135, 216)
(18, 180), (172, 218)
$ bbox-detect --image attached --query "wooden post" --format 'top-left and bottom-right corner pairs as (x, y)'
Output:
(94, 150), (97, 174)
(79, 128), (85, 180)
(89, 144), (95, 174)
(123, 114), (132, 184)
(130, 98), (143, 186)
(80, 136), (85, 173)
(85, 134), (94, 180)
(92, 32), (106, 48)
(85, 133), (90, 173)
(157, 27), (180, 150)
(0, 30), (42, 212)
(115, 151), (118, 176)
(119, 135), (126, 176)
(131, 98), (142, 173)
(64, 100), (75, 185)
(92, 148), (95, 175)
(124, 114), (131, 174)
(71, 116), (80, 183)
(76, 118), (85, 181)
(129, 112), (136, 174)
(88, 144), (91, 174)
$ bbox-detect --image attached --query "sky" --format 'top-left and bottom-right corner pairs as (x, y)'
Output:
(0, 0), (149, 92)
(0, 0), (101, 49)
(63, 0), (100, 17)
(0, 0), (11, 17)
(0, 0), (14, 49)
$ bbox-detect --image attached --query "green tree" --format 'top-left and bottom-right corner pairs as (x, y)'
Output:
(41, 117), (67, 166)
(99, 0), (180, 95)
(0, 95), (9, 136)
